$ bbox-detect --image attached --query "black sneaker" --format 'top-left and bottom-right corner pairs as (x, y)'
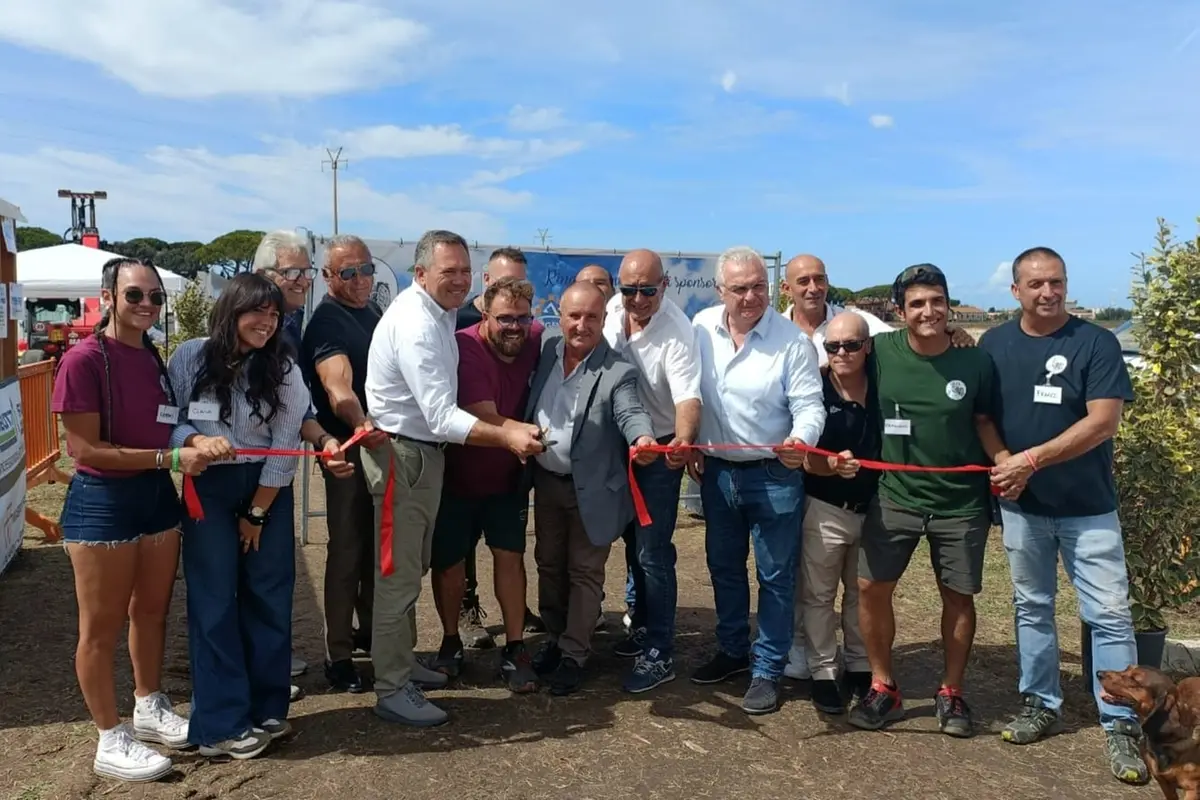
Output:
(500, 642), (539, 694)
(460, 600), (494, 649)
(523, 607), (546, 634)
(325, 659), (366, 693)
(742, 677), (780, 715)
(690, 652), (751, 685)
(532, 641), (562, 676)
(614, 627), (647, 658)
(351, 628), (372, 655)
(848, 680), (905, 730)
(1000, 694), (1062, 744)
(842, 670), (872, 701)
(935, 688), (974, 738)
(548, 658), (584, 696)
(433, 636), (465, 679)
(812, 679), (846, 715)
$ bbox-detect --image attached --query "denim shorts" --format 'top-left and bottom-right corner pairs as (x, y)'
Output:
(60, 470), (183, 545)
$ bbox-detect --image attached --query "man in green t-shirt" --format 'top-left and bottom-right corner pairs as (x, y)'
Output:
(848, 264), (1008, 740)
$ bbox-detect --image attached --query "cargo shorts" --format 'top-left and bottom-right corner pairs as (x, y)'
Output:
(858, 495), (990, 595)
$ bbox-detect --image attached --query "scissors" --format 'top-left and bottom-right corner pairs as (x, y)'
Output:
(537, 428), (558, 448)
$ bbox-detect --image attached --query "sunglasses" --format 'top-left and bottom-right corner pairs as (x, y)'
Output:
(618, 284), (660, 298)
(124, 288), (166, 307)
(490, 313), (534, 328)
(274, 267), (316, 281)
(897, 264), (946, 283)
(336, 263), (376, 281)
(823, 338), (866, 355)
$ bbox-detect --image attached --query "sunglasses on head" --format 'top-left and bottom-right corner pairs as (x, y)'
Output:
(823, 338), (866, 355)
(336, 263), (376, 281)
(124, 288), (167, 307)
(618, 284), (660, 298)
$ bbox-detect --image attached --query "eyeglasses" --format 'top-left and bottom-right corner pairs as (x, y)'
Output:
(273, 267), (316, 281)
(336, 263), (376, 281)
(618, 284), (660, 298)
(823, 338), (866, 355)
(723, 282), (768, 297)
(490, 313), (534, 328)
(124, 288), (166, 307)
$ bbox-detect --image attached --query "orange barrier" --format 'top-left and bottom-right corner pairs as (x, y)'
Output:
(19, 360), (70, 543)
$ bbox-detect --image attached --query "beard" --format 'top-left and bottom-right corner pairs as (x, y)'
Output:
(489, 330), (525, 356)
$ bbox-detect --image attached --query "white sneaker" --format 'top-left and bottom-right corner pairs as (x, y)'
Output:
(132, 692), (190, 749)
(291, 654), (307, 677)
(784, 644), (811, 680)
(94, 724), (173, 782)
(198, 728), (272, 760)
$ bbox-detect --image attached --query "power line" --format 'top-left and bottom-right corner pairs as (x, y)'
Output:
(321, 147), (348, 235)
(535, 228), (552, 247)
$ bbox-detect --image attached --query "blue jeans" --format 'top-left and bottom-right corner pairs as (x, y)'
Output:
(1000, 506), (1137, 729)
(701, 457), (805, 680)
(183, 464), (295, 746)
(624, 457), (684, 657)
(60, 470), (181, 544)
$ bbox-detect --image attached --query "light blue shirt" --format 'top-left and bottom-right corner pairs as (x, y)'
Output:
(692, 305), (826, 461)
(532, 341), (588, 475)
(167, 338), (309, 488)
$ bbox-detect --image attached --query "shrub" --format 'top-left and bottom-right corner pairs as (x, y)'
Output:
(164, 279), (213, 359)
(1114, 217), (1200, 632)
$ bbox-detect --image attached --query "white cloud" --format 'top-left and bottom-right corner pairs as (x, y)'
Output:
(330, 124), (584, 164)
(720, 70), (737, 93)
(989, 261), (1013, 288)
(507, 106), (568, 132)
(868, 114), (894, 128)
(0, 0), (426, 98)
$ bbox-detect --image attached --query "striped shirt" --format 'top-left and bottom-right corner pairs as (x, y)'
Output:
(167, 337), (308, 487)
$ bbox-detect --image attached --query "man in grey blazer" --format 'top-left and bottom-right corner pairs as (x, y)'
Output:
(524, 281), (657, 696)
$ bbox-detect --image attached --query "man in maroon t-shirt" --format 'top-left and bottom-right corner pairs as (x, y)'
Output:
(429, 277), (545, 692)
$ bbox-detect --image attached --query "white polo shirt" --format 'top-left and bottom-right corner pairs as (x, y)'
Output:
(693, 305), (826, 460)
(603, 294), (702, 439)
(364, 283), (478, 444)
(783, 302), (894, 365)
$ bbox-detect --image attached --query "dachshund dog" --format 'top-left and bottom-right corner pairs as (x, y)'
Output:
(1097, 665), (1200, 800)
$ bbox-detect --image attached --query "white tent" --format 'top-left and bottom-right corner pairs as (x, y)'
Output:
(17, 243), (188, 299)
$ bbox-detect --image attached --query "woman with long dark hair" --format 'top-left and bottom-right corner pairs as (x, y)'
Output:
(166, 272), (309, 760)
(52, 257), (212, 783)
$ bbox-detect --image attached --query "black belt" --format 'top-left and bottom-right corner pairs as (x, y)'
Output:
(709, 456), (776, 469)
(808, 493), (871, 515)
(386, 431), (448, 451)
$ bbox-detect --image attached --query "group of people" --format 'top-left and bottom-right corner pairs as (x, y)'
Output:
(49, 229), (1148, 790)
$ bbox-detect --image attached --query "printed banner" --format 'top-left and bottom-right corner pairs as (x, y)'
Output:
(310, 240), (749, 328)
(0, 377), (27, 576)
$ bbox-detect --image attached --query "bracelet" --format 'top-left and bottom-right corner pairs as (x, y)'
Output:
(316, 434), (333, 451)
(1023, 450), (1038, 471)
(155, 449), (164, 470)
(171, 448), (180, 472)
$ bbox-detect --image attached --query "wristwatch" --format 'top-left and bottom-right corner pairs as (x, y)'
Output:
(242, 505), (269, 526)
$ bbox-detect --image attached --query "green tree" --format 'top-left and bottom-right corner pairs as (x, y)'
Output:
(195, 229), (264, 276)
(156, 241), (204, 279)
(1095, 306), (1133, 322)
(827, 285), (852, 305)
(1113, 217), (1200, 632)
(171, 280), (213, 351)
(15, 225), (62, 251)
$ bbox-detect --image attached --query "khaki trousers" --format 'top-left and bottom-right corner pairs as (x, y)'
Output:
(360, 437), (444, 698)
(798, 496), (869, 680)
(533, 467), (611, 666)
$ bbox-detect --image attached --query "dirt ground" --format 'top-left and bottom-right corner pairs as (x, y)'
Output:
(2, 463), (1188, 800)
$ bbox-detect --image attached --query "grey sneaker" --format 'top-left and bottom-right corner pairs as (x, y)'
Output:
(412, 660), (450, 690)
(742, 677), (780, 715)
(258, 719), (292, 740)
(1000, 695), (1063, 744)
(374, 682), (449, 728)
(1106, 719), (1149, 785)
(198, 728), (272, 760)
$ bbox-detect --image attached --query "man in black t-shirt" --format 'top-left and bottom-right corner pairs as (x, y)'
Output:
(453, 247), (547, 646)
(301, 234), (392, 694)
(979, 247), (1145, 789)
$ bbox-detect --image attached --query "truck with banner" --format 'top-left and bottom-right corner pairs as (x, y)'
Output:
(309, 238), (782, 327)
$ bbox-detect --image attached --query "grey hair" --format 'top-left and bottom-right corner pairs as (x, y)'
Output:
(716, 245), (766, 286)
(322, 234), (370, 269)
(414, 229), (469, 270)
(252, 229), (309, 272)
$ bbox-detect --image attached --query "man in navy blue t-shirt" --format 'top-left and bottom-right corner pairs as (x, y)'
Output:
(978, 246), (1144, 789)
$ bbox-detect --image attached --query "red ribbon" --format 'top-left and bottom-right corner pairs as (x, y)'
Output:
(627, 441), (995, 527)
(181, 429), (368, 521)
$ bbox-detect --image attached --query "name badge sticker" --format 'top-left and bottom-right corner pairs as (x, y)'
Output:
(1033, 385), (1063, 405)
(188, 401), (220, 422)
(155, 405), (180, 425)
(884, 418), (912, 436)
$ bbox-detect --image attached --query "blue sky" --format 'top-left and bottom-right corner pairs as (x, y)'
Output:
(1, 0), (1198, 309)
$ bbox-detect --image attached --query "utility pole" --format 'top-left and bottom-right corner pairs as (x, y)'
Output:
(535, 228), (552, 248)
(322, 147), (348, 234)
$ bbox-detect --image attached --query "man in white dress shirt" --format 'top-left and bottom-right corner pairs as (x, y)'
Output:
(780, 254), (893, 367)
(362, 229), (545, 727)
(602, 249), (702, 694)
(687, 246), (826, 716)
